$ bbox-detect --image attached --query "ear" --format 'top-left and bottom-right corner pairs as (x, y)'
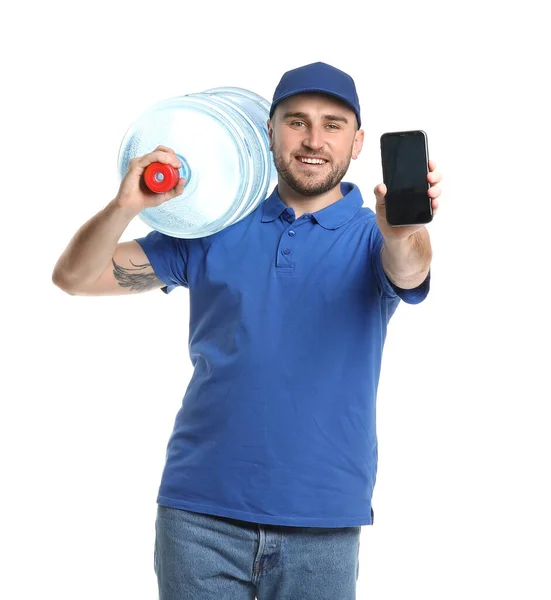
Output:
(267, 119), (273, 150)
(352, 129), (365, 160)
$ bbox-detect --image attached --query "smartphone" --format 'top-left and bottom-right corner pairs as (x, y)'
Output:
(380, 130), (432, 226)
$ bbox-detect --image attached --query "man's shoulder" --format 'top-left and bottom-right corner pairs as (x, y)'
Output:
(347, 203), (378, 231)
(357, 204), (377, 219)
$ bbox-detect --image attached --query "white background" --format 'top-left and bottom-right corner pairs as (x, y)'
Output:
(1, 0), (550, 598)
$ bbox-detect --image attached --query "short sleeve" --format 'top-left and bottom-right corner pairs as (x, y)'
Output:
(134, 230), (189, 294)
(369, 223), (430, 305)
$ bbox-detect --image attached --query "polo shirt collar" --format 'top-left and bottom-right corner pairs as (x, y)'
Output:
(261, 182), (364, 230)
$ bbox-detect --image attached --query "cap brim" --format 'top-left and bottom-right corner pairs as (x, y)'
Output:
(270, 88), (360, 126)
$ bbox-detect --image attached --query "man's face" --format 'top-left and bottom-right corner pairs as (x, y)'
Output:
(268, 93), (364, 197)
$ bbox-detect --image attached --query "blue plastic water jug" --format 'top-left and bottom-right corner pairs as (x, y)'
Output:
(117, 87), (278, 238)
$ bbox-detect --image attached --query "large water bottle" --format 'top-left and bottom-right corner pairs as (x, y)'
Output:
(117, 87), (278, 239)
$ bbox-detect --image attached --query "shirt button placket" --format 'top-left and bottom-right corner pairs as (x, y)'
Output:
(281, 228), (295, 264)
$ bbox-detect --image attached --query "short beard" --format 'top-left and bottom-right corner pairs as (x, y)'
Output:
(272, 146), (352, 197)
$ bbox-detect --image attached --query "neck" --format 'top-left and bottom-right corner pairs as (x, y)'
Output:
(277, 179), (343, 219)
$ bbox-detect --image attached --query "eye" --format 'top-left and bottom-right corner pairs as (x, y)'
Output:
(290, 121), (306, 127)
(326, 124), (339, 130)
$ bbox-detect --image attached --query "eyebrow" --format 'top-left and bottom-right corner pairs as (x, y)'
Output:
(281, 111), (349, 124)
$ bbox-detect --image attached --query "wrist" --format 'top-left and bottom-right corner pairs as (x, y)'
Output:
(383, 227), (427, 249)
(382, 233), (415, 252)
(382, 228), (432, 275)
(109, 196), (142, 220)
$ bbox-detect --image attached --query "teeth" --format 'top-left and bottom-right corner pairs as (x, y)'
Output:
(300, 158), (326, 164)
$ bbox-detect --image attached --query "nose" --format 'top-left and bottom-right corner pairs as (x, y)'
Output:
(303, 126), (325, 151)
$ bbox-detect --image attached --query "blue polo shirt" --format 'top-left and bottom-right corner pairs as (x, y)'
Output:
(135, 182), (430, 527)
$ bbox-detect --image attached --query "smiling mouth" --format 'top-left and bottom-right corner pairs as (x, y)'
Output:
(295, 156), (328, 167)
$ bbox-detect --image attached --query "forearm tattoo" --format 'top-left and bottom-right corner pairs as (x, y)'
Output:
(112, 259), (161, 292)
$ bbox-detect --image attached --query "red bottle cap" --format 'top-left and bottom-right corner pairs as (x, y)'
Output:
(143, 162), (180, 193)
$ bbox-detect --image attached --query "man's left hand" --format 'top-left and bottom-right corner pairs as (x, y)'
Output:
(374, 160), (442, 240)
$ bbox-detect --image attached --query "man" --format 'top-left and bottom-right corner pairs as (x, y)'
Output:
(52, 61), (442, 600)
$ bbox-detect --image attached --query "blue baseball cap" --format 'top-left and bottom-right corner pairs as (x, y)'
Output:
(269, 61), (361, 128)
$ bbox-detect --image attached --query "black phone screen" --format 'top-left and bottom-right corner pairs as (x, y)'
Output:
(380, 130), (432, 226)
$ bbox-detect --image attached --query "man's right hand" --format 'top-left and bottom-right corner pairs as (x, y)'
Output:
(115, 145), (186, 213)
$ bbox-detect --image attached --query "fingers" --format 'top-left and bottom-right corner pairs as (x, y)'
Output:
(373, 183), (386, 197)
(168, 178), (186, 198)
(373, 184), (386, 212)
(154, 177), (185, 202)
(428, 186), (441, 199)
(129, 147), (181, 172)
(152, 146), (181, 168)
(427, 161), (442, 185)
(427, 162), (442, 215)
(143, 177), (186, 207)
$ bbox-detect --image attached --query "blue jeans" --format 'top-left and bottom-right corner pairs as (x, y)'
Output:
(154, 505), (362, 599)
